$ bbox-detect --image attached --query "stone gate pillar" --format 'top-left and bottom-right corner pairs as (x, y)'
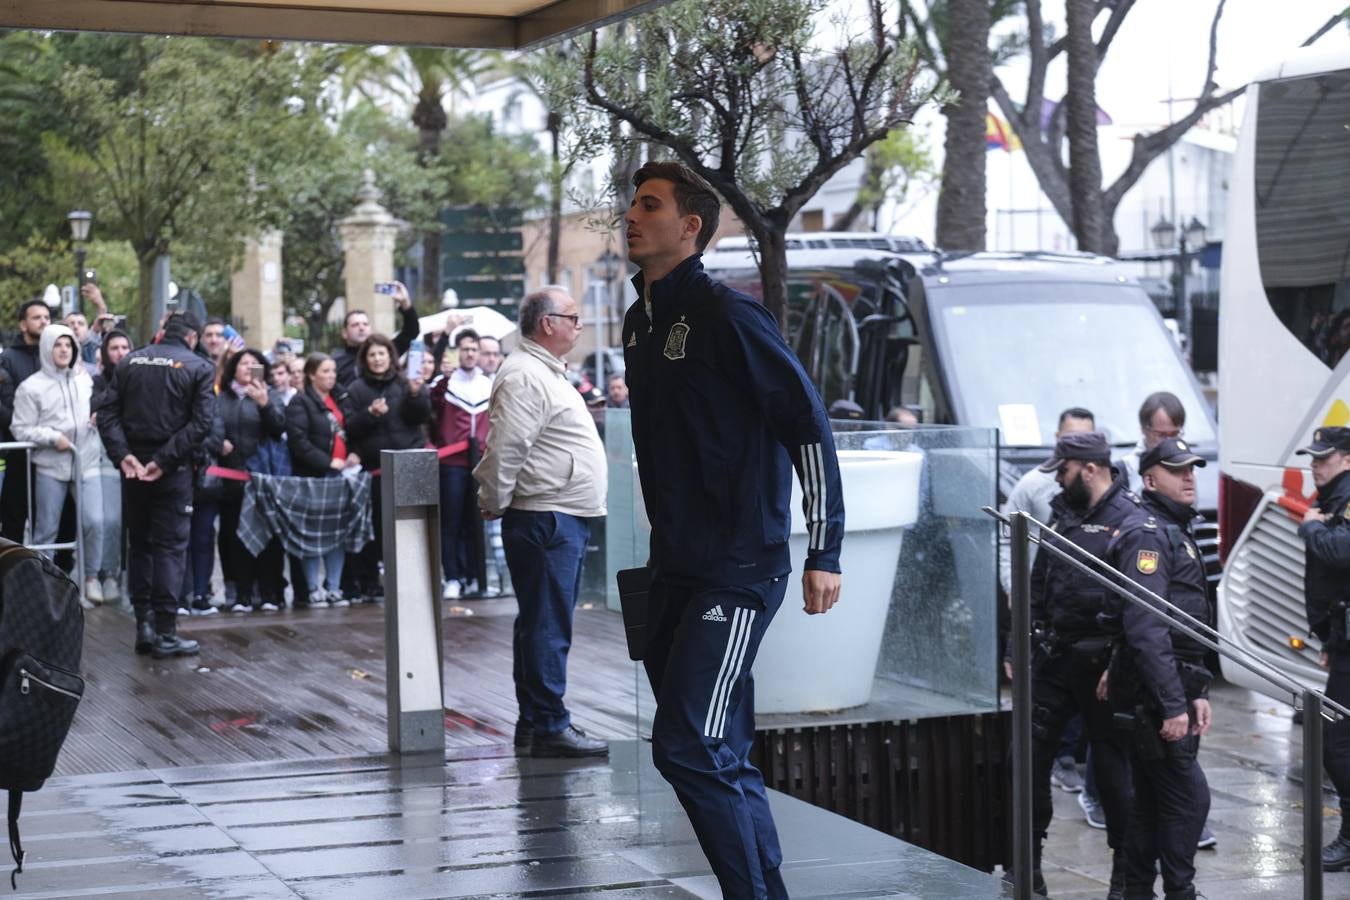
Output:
(339, 170), (403, 339)
(229, 230), (284, 350)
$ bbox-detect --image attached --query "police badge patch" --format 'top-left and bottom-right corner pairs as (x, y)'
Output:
(664, 319), (690, 360)
(1184, 542), (1197, 560)
(1136, 550), (1159, 575)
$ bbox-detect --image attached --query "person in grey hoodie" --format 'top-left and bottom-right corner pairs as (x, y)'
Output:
(11, 324), (101, 590)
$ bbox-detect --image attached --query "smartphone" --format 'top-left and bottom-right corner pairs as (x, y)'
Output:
(248, 363), (265, 381)
(223, 323), (240, 340)
(374, 282), (398, 295)
(113, 315), (127, 330)
(83, 269), (97, 283)
(405, 348), (424, 382)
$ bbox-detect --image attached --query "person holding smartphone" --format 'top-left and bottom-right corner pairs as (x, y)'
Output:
(215, 349), (287, 612)
(331, 281), (419, 389)
(344, 334), (430, 602)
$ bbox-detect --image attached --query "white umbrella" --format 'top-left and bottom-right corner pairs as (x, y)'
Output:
(418, 305), (518, 351)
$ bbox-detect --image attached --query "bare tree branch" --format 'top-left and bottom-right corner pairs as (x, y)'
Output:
(1303, 9), (1349, 46)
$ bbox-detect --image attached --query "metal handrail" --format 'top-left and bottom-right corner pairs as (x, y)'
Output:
(0, 440), (85, 601)
(987, 507), (1331, 900)
(987, 507), (1350, 722)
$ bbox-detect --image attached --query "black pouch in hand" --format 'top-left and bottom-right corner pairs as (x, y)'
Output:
(617, 567), (658, 661)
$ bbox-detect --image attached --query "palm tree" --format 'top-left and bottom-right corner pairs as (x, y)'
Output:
(341, 47), (495, 302)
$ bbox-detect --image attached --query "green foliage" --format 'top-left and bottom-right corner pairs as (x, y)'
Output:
(438, 114), (546, 212)
(859, 129), (937, 213)
(0, 233), (70, 321)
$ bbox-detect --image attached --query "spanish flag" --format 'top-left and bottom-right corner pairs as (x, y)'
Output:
(986, 113), (1022, 152)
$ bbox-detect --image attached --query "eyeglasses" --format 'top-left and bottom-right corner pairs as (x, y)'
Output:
(545, 313), (582, 328)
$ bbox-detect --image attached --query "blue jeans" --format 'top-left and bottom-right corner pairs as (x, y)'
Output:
(82, 471), (122, 578)
(189, 498), (219, 598)
(302, 547), (345, 595)
(438, 465), (478, 582)
(33, 473), (74, 561)
(502, 509), (589, 735)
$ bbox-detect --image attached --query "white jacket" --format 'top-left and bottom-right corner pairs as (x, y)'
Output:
(473, 338), (607, 518)
(12, 325), (101, 482)
(998, 464), (1060, 595)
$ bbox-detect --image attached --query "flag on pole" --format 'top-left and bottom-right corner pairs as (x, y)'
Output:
(985, 112), (1022, 152)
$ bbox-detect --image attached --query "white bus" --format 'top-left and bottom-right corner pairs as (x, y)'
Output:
(1217, 46), (1350, 697)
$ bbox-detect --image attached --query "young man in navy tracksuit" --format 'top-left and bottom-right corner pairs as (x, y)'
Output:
(622, 160), (845, 900)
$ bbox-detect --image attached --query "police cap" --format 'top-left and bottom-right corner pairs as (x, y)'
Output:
(1296, 426), (1350, 459)
(1038, 431), (1112, 472)
(1139, 436), (1206, 473)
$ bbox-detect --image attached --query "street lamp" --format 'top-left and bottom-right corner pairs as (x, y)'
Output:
(1148, 214), (1206, 357)
(67, 210), (93, 313)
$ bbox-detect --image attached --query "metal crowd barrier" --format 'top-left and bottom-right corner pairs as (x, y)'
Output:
(986, 507), (1346, 900)
(0, 441), (85, 604)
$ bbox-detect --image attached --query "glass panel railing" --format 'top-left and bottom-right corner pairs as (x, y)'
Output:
(597, 411), (1000, 737)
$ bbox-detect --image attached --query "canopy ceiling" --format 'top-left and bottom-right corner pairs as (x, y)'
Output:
(0, 0), (664, 50)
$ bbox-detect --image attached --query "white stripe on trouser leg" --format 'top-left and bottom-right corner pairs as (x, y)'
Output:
(710, 608), (757, 740)
(704, 607), (749, 739)
(707, 609), (750, 744)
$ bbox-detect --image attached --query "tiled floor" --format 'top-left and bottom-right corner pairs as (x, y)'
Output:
(15, 741), (1009, 899)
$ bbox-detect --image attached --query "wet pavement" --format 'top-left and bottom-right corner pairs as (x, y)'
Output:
(1038, 680), (1347, 899)
(15, 740), (1009, 899)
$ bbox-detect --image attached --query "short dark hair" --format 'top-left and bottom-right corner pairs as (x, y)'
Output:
(344, 309), (368, 328)
(454, 328), (480, 348)
(203, 316), (225, 330)
(1058, 407), (1095, 428)
(633, 161), (720, 251)
(17, 299), (50, 321)
(1138, 392), (1185, 430)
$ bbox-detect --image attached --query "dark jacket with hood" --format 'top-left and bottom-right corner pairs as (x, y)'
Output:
(216, 350), (286, 471)
(345, 360), (430, 471)
(0, 337), (41, 441)
(286, 382), (355, 478)
(95, 317), (216, 475)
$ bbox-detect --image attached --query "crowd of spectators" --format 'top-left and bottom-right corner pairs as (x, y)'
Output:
(0, 280), (627, 615)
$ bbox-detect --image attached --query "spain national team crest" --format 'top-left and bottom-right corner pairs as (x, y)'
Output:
(1136, 550), (1159, 575)
(664, 317), (690, 360)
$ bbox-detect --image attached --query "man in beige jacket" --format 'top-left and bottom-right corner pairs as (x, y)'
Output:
(474, 287), (609, 758)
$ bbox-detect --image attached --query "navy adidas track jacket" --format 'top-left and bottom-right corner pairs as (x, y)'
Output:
(622, 254), (845, 588)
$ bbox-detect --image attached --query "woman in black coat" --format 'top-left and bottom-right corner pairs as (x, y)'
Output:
(285, 353), (359, 607)
(218, 349), (288, 612)
(343, 334), (430, 600)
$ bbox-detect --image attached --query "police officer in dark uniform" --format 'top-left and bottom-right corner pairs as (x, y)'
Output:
(1023, 431), (1139, 897)
(97, 312), (216, 658)
(1104, 437), (1213, 900)
(1294, 426), (1350, 869)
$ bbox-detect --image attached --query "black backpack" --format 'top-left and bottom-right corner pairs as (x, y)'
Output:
(0, 540), (84, 889)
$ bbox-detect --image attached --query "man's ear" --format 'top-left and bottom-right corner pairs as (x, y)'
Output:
(683, 214), (703, 243)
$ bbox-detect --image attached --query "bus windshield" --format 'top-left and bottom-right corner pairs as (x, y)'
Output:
(931, 283), (1216, 447)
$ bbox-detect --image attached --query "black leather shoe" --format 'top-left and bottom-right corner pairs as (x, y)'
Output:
(531, 725), (608, 758)
(134, 616), (155, 655)
(514, 719), (533, 752)
(151, 633), (201, 658)
(1323, 834), (1350, 871)
(1163, 887), (1196, 900)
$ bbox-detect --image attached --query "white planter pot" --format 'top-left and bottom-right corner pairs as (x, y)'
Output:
(753, 449), (923, 714)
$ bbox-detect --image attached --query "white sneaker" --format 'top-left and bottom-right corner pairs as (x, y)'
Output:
(463, 579), (479, 596)
(259, 602), (279, 612)
(101, 576), (121, 602)
(442, 579), (461, 600)
(230, 602), (251, 613)
(306, 589), (330, 609)
(327, 590), (349, 608)
(84, 577), (104, 605)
